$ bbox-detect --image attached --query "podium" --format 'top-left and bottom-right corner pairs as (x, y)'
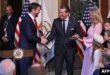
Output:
(0, 49), (33, 59)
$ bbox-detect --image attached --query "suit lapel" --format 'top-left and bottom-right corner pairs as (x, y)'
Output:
(27, 15), (36, 29)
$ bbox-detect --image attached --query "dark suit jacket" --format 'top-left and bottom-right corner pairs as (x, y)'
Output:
(0, 15), (17, 50)
(19, 14), (41, 54)
(47, 17), (82, 55)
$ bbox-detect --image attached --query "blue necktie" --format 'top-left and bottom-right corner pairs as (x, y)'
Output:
(62, 20), (65, 35)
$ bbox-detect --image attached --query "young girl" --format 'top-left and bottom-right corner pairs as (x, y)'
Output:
(104, 18), (110, 31)
(103, 30), (110, 48)
(107, 40), (110, 49)
(89, 34), (104, 75)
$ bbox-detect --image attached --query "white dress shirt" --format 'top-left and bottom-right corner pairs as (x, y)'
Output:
(28, 13), (35, 23)
(62, 16), (69, 32)
(4, 16), (11, 37)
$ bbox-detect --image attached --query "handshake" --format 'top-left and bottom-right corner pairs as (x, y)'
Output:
(41, 37), (48, 44)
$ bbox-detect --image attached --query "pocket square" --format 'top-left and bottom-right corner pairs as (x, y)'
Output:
(69, 28), (74, 30)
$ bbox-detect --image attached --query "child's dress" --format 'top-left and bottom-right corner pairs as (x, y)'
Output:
(89, 49), (104, 75)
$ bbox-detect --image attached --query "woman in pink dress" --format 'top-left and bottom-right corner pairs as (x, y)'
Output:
(75, 7), (103, 75)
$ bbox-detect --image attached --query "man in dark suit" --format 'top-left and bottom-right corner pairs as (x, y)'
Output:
(17, 3), (45, 75)
(0, 5), (17, 50)
(42, 5), (82, 75)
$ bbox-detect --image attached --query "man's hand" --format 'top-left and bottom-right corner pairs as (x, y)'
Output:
(2, 37), (8, 43)
(41, 37), (47, 44)
(72, 34), (80, 40)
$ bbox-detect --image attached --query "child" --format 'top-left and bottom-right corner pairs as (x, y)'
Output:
(103, 30), (110, 48)
(106, 39), (110, 49)
(89, 34), (104, 75)
(104, 18), (110, 31)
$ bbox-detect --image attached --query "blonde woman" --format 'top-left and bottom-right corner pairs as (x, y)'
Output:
(74, 7), (103, 75)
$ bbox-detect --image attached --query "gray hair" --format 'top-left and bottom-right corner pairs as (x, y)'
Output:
(0, 59), (15, 75)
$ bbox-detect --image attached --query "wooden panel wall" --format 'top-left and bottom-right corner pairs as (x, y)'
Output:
(100, 0), (108, 21)
(61, 0), (68, 5)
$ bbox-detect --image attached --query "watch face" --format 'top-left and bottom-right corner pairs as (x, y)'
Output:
(13, 48), (24, 59)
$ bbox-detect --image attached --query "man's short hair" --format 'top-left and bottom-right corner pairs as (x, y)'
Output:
(28, 2), (41, 12)
(60, 5), (70, 12)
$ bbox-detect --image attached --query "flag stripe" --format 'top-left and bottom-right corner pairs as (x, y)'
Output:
(80, 21), (86, 36)
(36, 49), (40, 58)
(77, 0), (93, 60)
(77, 45), (84, 59)
(76, 41), (84, 53)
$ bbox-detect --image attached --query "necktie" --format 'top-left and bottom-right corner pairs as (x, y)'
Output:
(34, 19), (39, 29)
(4, 17), (8, 28)
(62, 20), (65, 34)
(4, 17), (8, 37)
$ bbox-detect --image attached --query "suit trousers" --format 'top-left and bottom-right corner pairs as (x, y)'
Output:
(16, 57), (33, 75)
(55, 47), (76, 75)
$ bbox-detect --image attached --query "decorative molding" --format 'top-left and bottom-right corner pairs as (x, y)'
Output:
(108, 0), (110, 10)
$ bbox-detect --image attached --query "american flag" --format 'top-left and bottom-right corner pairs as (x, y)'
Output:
(14, 0), (30, 46)
(77, 0), (93, 60)
(81, 0), (94, 32)
(14, 0), (41, 63)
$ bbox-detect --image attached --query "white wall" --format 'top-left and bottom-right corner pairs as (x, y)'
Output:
(29, 0), (58, 23)
(44, 0), (58, 22)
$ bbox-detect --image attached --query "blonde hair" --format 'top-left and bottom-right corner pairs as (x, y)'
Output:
(90, 6), (103, 23)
